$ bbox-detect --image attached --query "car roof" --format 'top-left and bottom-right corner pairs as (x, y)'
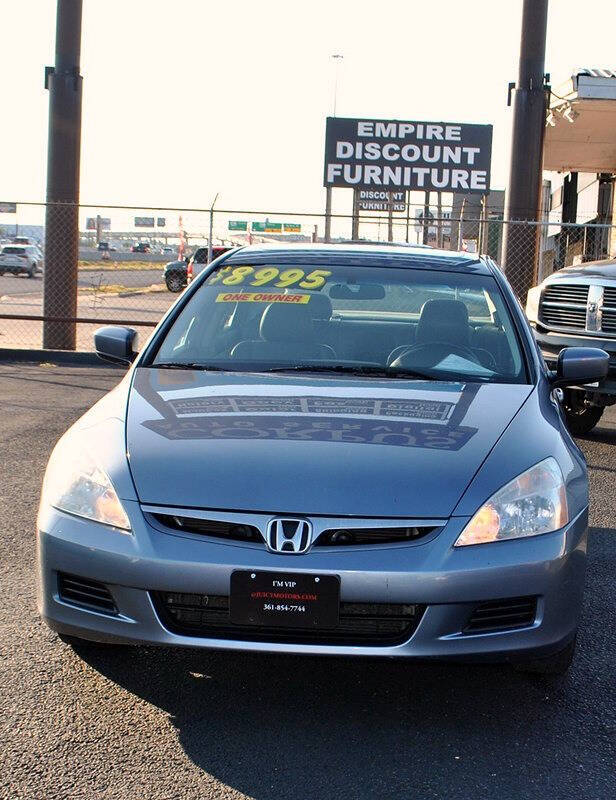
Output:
(223, 242), (491, 275)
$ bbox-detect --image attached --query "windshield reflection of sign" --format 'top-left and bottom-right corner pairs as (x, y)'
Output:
(140, 390), (479, 451)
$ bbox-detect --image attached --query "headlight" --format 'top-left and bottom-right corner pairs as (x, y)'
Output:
(40, 436), (131, 531)
(454, 458), (568, 546)
(526, 285), (541, 324)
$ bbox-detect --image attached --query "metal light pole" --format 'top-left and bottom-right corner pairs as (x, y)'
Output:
(502, 0), (549, 296)
(43, 0), (83, 350)
(324, 54), (343, 243)
(208, 192), (219, 263)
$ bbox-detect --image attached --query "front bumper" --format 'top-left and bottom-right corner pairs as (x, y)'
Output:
(37, 500), (588, 661)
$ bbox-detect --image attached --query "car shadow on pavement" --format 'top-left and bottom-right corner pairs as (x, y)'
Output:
(70, 633), (603, 800)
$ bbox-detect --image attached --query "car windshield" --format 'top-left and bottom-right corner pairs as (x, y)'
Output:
(151, 260), (527, 383)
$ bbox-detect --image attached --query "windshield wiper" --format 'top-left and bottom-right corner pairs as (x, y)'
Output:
(151, 362), (233, 371)
(258, 364), (439, 380)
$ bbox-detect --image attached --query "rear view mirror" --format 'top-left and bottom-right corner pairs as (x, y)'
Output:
(328, 283), (386, 300)
(551, 347), (609, 388)
(94, 326), (139, 365)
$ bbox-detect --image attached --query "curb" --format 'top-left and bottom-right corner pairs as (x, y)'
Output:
(0, 348), (125, 367)
(117, 283), (167, 298)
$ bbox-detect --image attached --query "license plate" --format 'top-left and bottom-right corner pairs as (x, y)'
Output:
(230, 570), (340, 629)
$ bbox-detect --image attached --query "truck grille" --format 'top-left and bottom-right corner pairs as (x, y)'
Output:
(539, 284), (588, 331)
(602, 287), (616, 333)
(151, 592), (425, 645)
(539, 282), (616, 336)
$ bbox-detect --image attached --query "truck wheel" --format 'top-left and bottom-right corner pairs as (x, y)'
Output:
(166, 272), (184, 293)
(562, 389), (604, 435)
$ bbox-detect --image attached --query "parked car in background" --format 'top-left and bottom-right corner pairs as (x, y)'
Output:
(97, 241), (116, 252)
(0, 244), (42, 277)
(527, 257), (615, 434)
(39, 242), (608, 676)
(131, 242), (151, 254)
(163, 246), (232, 292)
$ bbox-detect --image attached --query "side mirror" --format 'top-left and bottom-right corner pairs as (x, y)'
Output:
(94, 326), (138, 365)
(550, 347), (609, 388)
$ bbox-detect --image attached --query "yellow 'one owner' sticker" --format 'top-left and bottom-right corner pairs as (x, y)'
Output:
(215, 292), (311, 304)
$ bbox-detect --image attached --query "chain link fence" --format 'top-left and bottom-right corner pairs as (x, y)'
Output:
(1, 202), (615, 351)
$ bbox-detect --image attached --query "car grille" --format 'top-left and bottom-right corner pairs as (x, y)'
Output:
(152, 514), (262, 543)
(151, 592), (425, 645)
(315, 526), (435, 546)
(57, 573), (117, 615)
(539, 284), (588, 331)
(464, 596), (537, 633)
(150, 513), (437, 548)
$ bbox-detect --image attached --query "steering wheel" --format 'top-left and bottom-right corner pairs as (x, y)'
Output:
(388, 342), (483, 369)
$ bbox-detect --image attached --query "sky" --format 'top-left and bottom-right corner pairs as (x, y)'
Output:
(1, 0), (616, 232)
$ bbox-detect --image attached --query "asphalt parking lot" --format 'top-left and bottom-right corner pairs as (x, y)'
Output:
(1, 363), (615, 800)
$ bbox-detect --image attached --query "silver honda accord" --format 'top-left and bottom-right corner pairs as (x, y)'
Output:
(37, 243), (608, 674)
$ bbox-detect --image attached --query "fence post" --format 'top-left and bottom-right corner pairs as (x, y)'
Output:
(351, 188), (359, 240)
(422, 191), (430, 245)
(43, 0), (83, 350)
(324, 187), (332, 242)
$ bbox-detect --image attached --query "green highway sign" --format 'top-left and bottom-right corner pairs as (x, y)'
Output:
(251, 221), (266, 232)
(283, 223), (301, 233)
(228, 220), (248, 231)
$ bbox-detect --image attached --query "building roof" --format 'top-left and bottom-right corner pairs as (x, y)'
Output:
(575, 68), (616, 80)
(544, 68), (616, 172)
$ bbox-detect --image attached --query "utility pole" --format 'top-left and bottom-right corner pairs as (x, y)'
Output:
(502, 0), (549, 297)
(43, 0), (83, 350)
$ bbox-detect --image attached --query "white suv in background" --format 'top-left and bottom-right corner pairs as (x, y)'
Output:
(0, 245), (43, 278)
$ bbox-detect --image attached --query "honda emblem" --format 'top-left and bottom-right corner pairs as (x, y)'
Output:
(266, 518), (313, 554)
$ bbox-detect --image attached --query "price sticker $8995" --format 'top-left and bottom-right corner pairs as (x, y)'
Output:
(209, 266), (332, 290)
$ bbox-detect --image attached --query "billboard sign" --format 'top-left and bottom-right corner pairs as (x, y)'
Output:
(157, 217), (166, 227)
(86, 217), (111, 231)
(135, 216), (155, 227)
(324, 117), (492, 194)
(0, 202), (17, 213)
(358, 190), (406, 212)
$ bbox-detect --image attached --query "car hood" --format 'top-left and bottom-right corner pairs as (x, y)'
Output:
(126, 368), (533, 517)
(546, 260), (616, 281)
